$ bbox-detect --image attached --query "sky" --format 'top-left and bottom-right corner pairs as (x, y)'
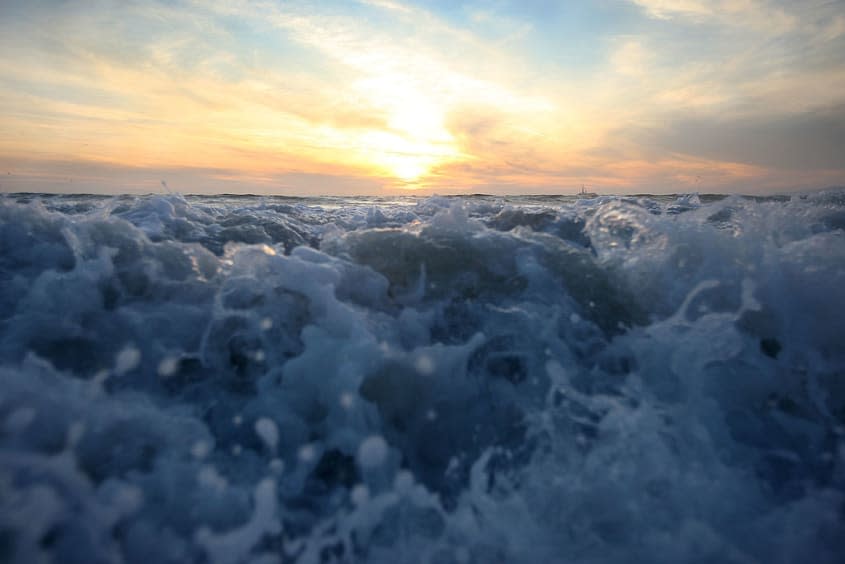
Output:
(1, 0), (844, 195)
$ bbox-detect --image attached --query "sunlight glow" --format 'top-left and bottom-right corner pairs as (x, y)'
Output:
(348, 76), (462, 182)
(1, 0), (842, 194)
(357, 130), (458, 181)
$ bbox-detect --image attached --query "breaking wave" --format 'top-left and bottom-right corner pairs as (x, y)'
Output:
(1, 190), (844, 563)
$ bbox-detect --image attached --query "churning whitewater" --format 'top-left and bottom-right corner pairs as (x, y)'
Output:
(1, 191), (844, 563)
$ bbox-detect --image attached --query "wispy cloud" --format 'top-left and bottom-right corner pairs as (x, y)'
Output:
(0, 0), (843, 194)
(628, 0), (797, 32)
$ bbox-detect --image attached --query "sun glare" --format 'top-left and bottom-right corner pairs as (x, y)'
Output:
(350, 76), (461, 183)
(358, 129), (457, 182)
(383, 155), (430, 181)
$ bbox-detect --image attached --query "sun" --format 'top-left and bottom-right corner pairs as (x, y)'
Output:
(383, 155), (431, 181)
(349, 77), (462, 183)
(357, 128), (457, 182)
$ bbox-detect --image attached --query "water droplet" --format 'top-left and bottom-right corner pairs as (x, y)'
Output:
(351, 484), (369, 506)
(158, 356), (179, 378)
(115, 345), (141, 375)
(192, 440), (211, 459)
(414, 354), (435, 375)
(255, 418), (279, 453)
(357, 435), (388, 469)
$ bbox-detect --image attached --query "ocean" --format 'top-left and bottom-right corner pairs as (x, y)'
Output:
(1, 190), (843, 563)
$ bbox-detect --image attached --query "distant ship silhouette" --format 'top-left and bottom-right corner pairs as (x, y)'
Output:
(578, 184), (598, 198)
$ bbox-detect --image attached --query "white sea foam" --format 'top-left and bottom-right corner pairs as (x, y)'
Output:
(0, 190), (843, 563)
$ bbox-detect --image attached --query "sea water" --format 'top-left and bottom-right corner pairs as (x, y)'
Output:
(0, 191), (843, 563)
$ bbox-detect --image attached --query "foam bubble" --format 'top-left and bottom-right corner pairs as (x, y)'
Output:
(114, 345), (141, 375)
(357, 435), (388, 469)
(350, 484), (370, 506)
(339, 392), (355, 409)
(191, 440), (211, 459)
(254, 418), (279, 453)
(157, 356), (179, 378)
(414, 354), (435, 375)
(298, 444), (316, 463)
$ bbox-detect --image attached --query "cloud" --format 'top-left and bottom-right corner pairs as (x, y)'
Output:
(610, 39), (653, 77)
(1, 0), (844, 194)
(630, 0), (713, 20)
(624, 104), (845, 171)
(628, 0), (796, 32)
(0, 156), (388, 195)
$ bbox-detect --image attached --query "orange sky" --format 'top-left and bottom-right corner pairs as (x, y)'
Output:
(1, 0), (844, 195)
